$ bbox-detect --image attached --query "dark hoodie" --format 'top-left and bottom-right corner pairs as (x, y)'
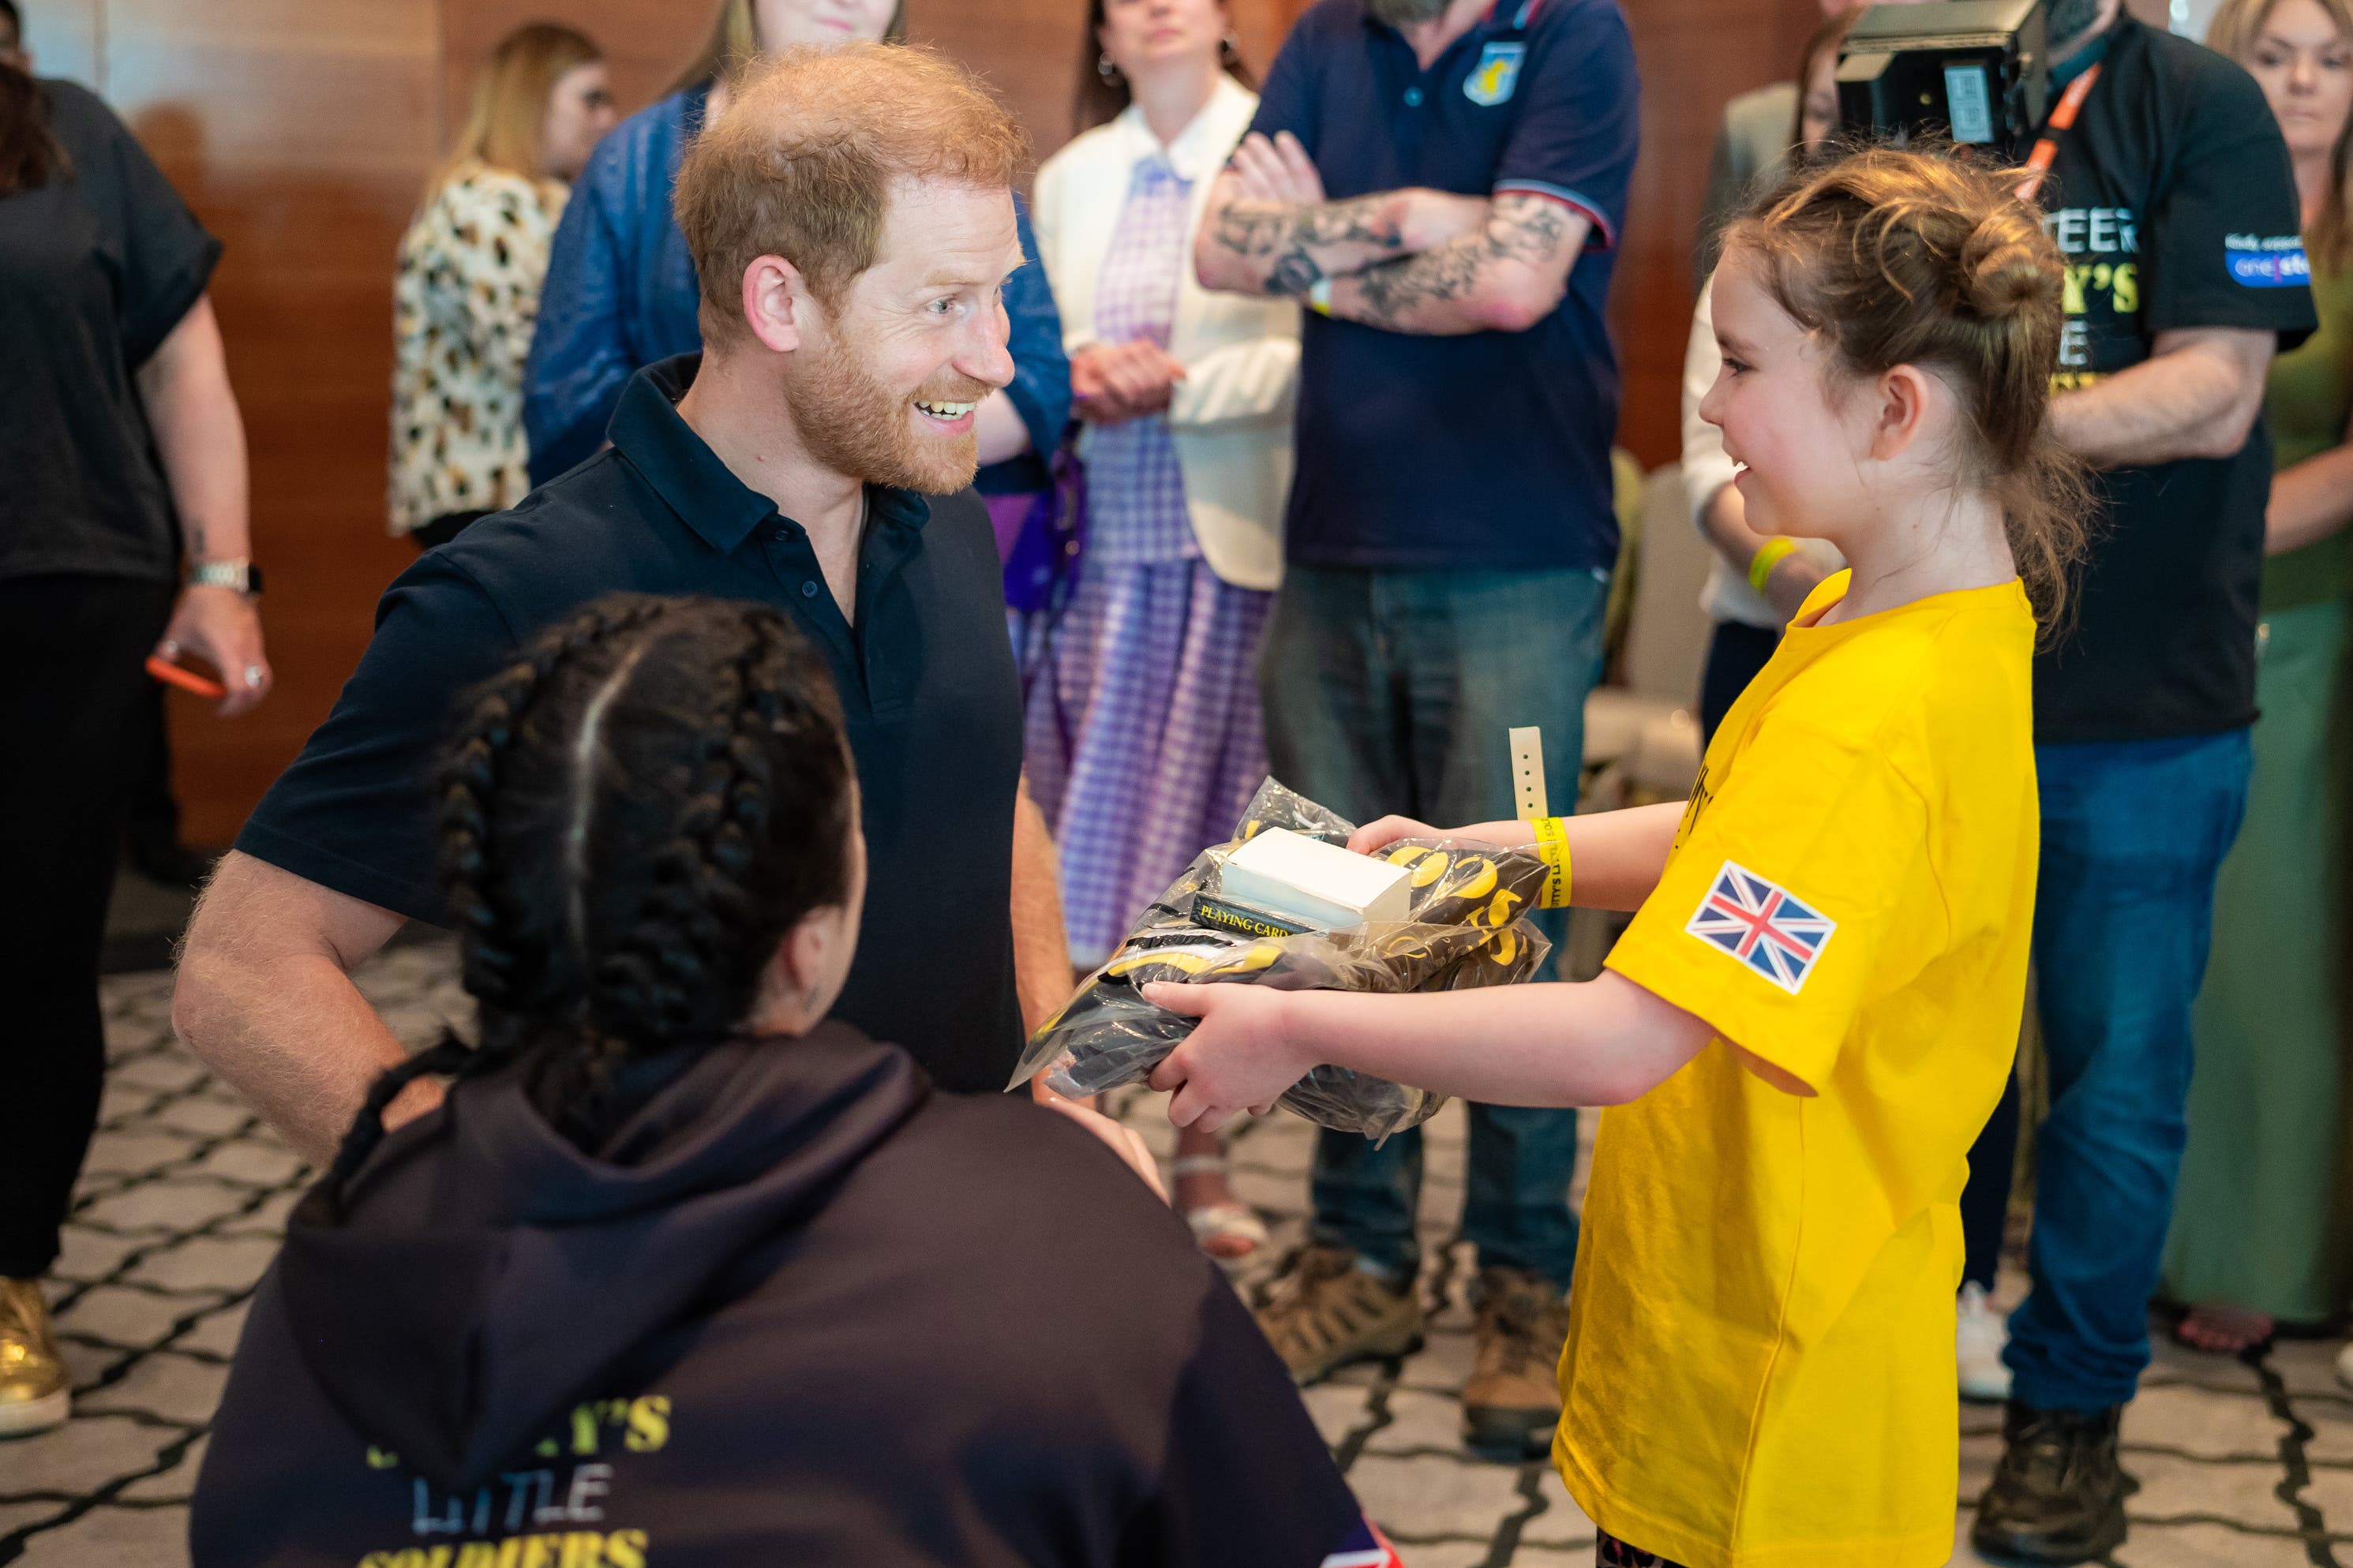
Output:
(191, 1024), (1363, 1567)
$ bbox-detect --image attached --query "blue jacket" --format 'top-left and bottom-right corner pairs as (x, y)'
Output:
(523, 86), (1071, 487)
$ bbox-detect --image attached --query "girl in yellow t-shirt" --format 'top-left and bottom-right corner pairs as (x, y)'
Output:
(1145, 148), (2089, 1568)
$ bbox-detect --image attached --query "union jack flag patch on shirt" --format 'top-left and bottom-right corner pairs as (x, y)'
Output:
(1322, 1516), (1406, 1568)
(1686, 861), (1836, 994)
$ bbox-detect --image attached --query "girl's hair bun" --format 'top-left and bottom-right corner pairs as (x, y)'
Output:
(1959, 204), (2059, 323)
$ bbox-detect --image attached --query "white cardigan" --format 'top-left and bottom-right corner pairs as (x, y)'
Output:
(1031, 77), (1299, 592)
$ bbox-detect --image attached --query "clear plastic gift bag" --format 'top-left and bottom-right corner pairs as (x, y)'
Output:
(1010, 778), (1553, 1140)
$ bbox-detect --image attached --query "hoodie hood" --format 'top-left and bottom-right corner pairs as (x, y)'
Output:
(274, 1023), (927, 1491)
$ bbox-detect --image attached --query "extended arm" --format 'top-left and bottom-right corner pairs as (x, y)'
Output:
(136, 294), (271, 716)
(2049, 325), (2275, 467)
(1148, 973), (1717, 1131)
(1323, 192), (1590, 336)
(1350, 800), (1685, 912)
(173, 852), (416, 1168)
(1011, 776), (1074, 1040)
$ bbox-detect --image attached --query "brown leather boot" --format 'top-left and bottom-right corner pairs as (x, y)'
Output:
(1462, 1265), (1568, 1459)
(1253, 1244), (1423, 1384)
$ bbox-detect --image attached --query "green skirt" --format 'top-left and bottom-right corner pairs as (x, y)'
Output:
(2164, 597), (2353, 1319)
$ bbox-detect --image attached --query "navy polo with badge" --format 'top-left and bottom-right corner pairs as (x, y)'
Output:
(234, 354), (1027, 1094)
(1247, 0), (1640, 571)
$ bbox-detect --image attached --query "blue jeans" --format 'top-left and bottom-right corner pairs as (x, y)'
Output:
(2004, 730), (2252, 1411)
(1260, 563), (1610, 1287)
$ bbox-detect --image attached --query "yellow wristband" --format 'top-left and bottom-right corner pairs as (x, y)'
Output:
(1306, 277), (1334, 316)
(1529, 816), (1572, 910)
(1748, 537), (1798, 597)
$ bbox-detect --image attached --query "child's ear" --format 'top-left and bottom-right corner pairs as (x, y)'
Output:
(1866, 364), (1935, 462)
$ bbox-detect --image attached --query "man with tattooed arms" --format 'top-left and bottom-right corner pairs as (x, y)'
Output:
(1191, 0), (1638, 1458)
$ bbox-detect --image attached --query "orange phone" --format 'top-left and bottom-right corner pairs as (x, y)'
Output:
(146, 653), (227, 701)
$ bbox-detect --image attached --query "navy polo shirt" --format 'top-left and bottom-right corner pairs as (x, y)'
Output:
(236, 355), (1026, 1093)
(1250, 0), (1639, 571)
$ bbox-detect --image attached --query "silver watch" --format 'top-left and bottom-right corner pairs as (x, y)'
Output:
(187, 559), (263, 596)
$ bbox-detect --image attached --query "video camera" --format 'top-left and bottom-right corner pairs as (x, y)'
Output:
(1837, 0), (2050, 157)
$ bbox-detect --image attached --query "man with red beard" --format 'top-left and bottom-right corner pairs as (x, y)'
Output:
(174, 44), (1077, 1162)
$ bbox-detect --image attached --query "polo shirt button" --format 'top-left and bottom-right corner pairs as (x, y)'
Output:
(772, 527), (789, 543)
(801, 580), (819, 598)
(1403, 85), (1424, 107)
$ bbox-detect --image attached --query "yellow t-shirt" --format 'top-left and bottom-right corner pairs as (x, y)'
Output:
(1556, 572), (2038, 1568)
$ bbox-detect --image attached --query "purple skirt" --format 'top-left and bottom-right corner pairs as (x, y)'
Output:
(1017, 559), (1274, 966)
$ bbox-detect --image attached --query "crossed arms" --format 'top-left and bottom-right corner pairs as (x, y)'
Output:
(1191, 131), (1590, 336)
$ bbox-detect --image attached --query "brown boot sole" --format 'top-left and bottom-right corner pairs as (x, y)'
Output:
(1463, 1402), (1556, 1461)
(1287, 1323), (1426, 1386)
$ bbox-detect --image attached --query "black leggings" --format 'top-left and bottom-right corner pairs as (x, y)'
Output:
(1697, 620), (1779, 747)
(1598, 1530), (1688, 1566)
(0, 574), (177, 1278)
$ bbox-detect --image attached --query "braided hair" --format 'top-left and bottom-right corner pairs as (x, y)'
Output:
(324, 594), (856, 1199)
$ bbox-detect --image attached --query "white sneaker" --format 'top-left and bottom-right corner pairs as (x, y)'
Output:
(1958, 1281), (2012, 1403)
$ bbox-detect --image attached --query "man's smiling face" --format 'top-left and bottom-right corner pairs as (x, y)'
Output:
(779, 178), (1025, 495)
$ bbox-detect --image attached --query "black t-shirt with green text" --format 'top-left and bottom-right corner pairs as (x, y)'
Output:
(2034, 16), (2315, 743)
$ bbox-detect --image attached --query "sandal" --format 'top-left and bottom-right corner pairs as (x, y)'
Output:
(1175, 1154), (1268, 1265)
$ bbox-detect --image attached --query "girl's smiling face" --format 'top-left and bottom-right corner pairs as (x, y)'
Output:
(1699, 245), (1870, 543)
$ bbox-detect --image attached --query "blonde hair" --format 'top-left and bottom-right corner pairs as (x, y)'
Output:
(668, 0), (909, 95)
(434, 22), (602, 196)
(2208, 0), (2353, 271)
(673, 42), (1027, 343)
(1724, 146), (2093, 638)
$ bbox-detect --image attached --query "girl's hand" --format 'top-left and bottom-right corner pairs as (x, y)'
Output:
(1346, 814), (1444, 856)
(1145, 982), (1310, 1135)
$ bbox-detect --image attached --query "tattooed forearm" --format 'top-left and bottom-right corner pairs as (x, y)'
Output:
(1205, 193), (1409, 296)
(1347, 194), (1576, 334)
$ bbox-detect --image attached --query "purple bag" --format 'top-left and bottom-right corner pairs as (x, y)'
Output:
(990, 441), (1087, 617)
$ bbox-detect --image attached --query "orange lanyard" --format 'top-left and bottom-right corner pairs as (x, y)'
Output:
(2015, 62), (2102, 204)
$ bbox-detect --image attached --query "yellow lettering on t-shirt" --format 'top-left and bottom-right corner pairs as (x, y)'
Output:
(556, 1533), (604, 1568)
(602, 1532), (650, 1568)
(623, 1396), (669, 1453)
(517, 1536), (560, 1568)
(2112, 261), (2138, 313)
(452, 1544), (500, 1568)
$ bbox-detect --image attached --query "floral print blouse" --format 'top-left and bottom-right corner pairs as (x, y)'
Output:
(388, 162), (565, 534)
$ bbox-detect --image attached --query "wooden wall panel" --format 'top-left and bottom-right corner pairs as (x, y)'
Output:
(87, 0), (440, 841)
(1613, 0), (1819, 466)
(52, 0), (1915, 836)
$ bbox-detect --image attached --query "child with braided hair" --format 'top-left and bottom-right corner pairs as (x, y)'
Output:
(1150, 147), (2089, 1567)
(191, 594), (1398, 1568)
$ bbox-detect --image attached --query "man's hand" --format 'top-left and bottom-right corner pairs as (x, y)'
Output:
(1145, 982), (1307, 1135)
(1229, 131), (1326, 206)
(156, 585), (272, 717)
(1037, 1090), (1169, 1202)
(1070, 339), (1186, 424)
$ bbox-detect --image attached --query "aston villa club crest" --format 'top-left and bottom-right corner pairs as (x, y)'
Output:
(1686, 861), (1836, 994)
(1465, 42), (1526, 106)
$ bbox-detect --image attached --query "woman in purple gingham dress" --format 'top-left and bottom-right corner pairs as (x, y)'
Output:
(1028, 0), (1298, 1258)
(1025, 153), (1271, 961)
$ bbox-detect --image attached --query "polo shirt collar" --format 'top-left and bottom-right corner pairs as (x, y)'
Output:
(1358, 0), (1533, 43)
(608, 354), (934, 556)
